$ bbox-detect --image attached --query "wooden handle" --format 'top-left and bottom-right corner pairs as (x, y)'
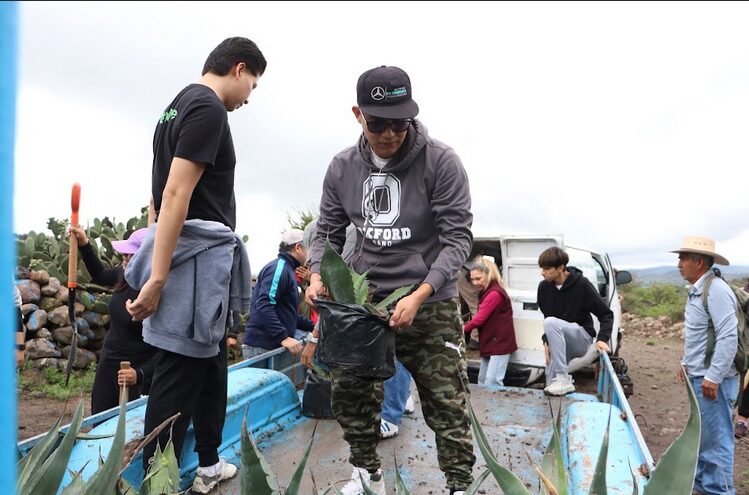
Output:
(119, 361), (131, 404)
(68, 235), (78, 288)
(68, 183), (81, 289)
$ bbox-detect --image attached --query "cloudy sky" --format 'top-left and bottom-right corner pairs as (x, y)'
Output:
(13, 1), (749, 270)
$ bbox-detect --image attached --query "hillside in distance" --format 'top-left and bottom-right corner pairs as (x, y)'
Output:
(627, 265), (749, 286)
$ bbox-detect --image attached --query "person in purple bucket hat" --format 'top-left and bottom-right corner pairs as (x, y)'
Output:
(69, 225), (156, 414)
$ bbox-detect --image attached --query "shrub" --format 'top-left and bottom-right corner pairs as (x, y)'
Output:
(620, 283), (687, 321)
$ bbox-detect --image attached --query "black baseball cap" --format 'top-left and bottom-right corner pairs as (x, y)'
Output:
(356, 65), (419, 119)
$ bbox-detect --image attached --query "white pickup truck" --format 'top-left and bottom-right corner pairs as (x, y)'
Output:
(460, 234), (633, 390)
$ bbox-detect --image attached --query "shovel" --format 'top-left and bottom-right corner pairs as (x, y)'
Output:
(64, 183), (81, 386)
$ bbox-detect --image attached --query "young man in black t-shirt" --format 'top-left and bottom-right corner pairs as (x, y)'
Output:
(126, 37), (266, 494)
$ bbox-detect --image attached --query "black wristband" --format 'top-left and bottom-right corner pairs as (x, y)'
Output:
(16, 343), (26, 351)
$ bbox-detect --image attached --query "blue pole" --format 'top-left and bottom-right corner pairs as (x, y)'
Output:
(0, 1), (19, 492)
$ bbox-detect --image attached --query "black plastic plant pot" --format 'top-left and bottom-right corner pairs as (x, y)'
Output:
(315, 299), (396, 380)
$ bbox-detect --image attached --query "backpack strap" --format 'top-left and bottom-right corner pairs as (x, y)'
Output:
(701, 270), (717, 368)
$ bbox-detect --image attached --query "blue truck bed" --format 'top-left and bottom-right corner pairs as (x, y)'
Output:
(17, 350), (654, 494)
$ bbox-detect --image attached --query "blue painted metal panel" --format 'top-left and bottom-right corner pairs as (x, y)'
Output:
(59, 367), (303, 492)
(0, 2), (18, 492)
(564, 401), (650, 494)
(599, 352), (655, 474)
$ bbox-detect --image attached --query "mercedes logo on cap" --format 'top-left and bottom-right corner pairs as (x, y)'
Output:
(371, 86), (385, 101)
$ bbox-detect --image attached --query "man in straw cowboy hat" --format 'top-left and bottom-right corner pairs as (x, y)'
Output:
(672, 235), (739, 495)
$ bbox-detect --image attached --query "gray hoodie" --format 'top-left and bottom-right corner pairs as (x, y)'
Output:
(125, 220), (252, 358)
(310, 120), (473, 302)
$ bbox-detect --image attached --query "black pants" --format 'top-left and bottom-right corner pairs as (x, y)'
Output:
(91, 351), (153, 415)
(142, 339), (227, 472)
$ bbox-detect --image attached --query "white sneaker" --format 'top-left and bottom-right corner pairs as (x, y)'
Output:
(544, 373), (575, 396)
(453, 492), (466, 495)
(404, 394), (415, 414)
(339, 466), (386, 495)
(191, 458), (238, 493)
(379, 419), (399, 439)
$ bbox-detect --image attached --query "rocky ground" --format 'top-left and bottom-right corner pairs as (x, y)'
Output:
(17, 313), (749, 492)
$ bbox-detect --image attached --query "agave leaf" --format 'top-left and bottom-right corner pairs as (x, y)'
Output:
(455, 355), (531, 494)
(285, 423), (317, 494)
(73, 433), (115, 441)
(642, 367), (701, 495)
(16, 412), (65, 490)
(465, 468), (491, 495)
(540, 400), (567, 495)
(82, 387), (129, 495)
(628, 459), (638, 495)
(240, 413), (281, 494)
(360, 469), (379, 495)
(374, 284), (415, 312)
(363, 303), (387, 319)
(140, 436), (180, 495)
(466, 399), (532, 494)
(394, 454), (411, 495)
(320, 240), (355, 304)
(115, 476), (138, 495)
(60, 471), (85, 494)
(588, 406), (612, 495)
(351, 268), (371, 305)
(25, 400), (85, 495)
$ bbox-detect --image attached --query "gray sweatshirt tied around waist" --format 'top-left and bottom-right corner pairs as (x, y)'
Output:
(125, 219), (252, 358)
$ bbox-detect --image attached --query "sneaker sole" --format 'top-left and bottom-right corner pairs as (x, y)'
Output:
(191, 470), (238, 494)
(543, 388), (575, 396)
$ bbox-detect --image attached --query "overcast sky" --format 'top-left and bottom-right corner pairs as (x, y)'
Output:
(13, 1), (749, 271)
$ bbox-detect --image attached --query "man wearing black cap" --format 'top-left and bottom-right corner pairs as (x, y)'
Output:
(303, 66), (475, 495)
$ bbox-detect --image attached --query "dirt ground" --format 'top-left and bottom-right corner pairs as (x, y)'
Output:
(618, 333), (749, 494)
(16, 332), (749, 492)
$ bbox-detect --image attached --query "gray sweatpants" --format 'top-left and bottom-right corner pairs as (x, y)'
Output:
(543, 317), (593, 386)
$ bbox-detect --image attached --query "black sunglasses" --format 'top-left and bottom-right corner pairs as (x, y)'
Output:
(362, 116), (412, 134)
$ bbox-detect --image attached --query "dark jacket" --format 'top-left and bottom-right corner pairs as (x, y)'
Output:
(243, 252), (314, 349)
(465, 281), (518, 357)
(537, 266), (613, 343)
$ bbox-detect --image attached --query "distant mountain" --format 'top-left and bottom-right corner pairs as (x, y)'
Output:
(627, 265), (749, 286)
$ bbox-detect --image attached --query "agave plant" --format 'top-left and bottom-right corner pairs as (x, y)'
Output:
(17, 387), (128, 495)
(17, 400), (86, 495)
(642, 366), (701, 494)
(16, 386), (186, 495)
(239, 411), (316, 494)
(539, 400), (567, 495)
(588, 407), (612, 495)
(319, 240), (413, 314)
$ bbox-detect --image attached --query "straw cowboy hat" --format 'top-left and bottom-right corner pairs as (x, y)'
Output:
(670, 236), (730, 266)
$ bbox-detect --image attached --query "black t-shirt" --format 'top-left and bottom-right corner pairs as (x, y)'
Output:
(152, 83), (237, 230)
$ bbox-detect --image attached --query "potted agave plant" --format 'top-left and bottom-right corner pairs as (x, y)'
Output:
(314, 240), (413, 380)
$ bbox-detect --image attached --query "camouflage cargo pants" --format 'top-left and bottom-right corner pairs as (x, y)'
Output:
(330, 298), (476, 490)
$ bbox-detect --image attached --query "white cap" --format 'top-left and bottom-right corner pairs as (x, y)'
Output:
(280, 229), (304, 246)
